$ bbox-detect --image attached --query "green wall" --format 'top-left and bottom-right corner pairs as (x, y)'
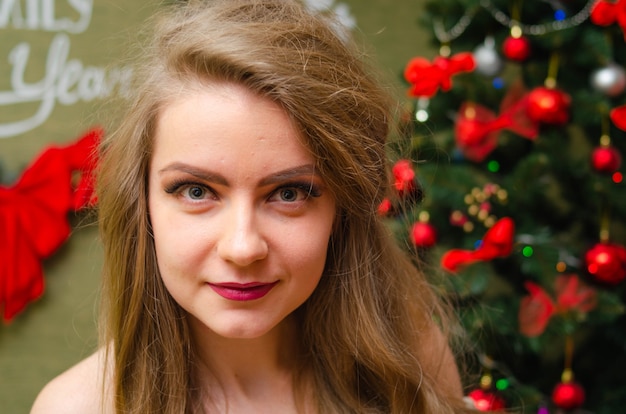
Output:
(0, 1), (433, 412)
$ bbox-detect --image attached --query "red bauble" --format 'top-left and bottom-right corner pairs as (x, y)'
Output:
(552, 381), (585, 410)
(392, 159), (416, 198)
(410, 221), (437, 248)
(502, 35), (531, 61)
(527, 87), (571, 125)
(584, 242), (626, 284)
(467, 388), (506, 411)
(377, 198), (393, 216)
(591, 145), (622, 173)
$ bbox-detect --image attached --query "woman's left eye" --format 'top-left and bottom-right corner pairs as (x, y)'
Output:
(269, 183), (320, 203)
(185, 185), (208, 200)
(278, 188), (299, 202)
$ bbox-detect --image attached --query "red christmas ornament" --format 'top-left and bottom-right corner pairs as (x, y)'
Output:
(527, 86), (571, 125)
(391, 159), (423, 204)
(502, 35), (531, 61)
(611, 104), (626, 131)
(584, 242), (626, 284)
(410, 221), (437, 248)
(392, 159), (415, 197)
(552, 381), (585, 410)
(467, 388), (506, 411)
(591, 145), (622, 173)
(377, 198), (393, 216)
(591, 0), (626, 41)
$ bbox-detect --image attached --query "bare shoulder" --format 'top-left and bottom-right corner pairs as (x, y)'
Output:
(418, 323), (464, 399)
(31, 347), (113, 414)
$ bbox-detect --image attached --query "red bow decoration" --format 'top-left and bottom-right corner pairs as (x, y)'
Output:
(0, 128), (101, 322)
(455, 87), (539, 162)
(441, 217), (515, 273)
(610, 104), (626, 131)
(519, 274), (597, 337)
(591, 0), (626, 41)
(404, 53), (476, 98)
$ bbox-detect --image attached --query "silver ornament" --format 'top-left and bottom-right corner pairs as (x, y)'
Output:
(473, 36), (503, 77)
(590, 63), (626, 96)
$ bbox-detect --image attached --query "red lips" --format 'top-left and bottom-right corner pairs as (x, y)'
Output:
(208, 281), (278, 301)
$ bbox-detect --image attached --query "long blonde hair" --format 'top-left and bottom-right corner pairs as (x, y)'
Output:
(97, 0), (473, 412)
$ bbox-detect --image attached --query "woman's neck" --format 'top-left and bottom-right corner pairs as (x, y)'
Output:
(188, 314), (309, 412)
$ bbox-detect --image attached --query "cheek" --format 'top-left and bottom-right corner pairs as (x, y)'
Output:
(149, 205), (206, 274)
(281, 221), (333, 278)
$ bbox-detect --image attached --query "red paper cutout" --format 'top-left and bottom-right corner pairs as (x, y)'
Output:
(0, 128), (101, 322)
(441, 217), (515, 273)
(404, 53), (476, 98)
(519, 274), (597, 337)
(591, 0), (626, 41)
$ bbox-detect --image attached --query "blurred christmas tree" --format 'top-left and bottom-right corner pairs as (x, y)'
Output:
(383, 0), (626, 412)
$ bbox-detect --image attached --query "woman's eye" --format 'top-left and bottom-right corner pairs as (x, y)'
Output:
(269, 183), (321, 203)
(185, 185), (207, 200)
(164, 181), (214, 202)
(279, 188), (299, 202)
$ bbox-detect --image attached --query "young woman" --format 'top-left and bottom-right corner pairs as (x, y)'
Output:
(32, 0), (478, 412)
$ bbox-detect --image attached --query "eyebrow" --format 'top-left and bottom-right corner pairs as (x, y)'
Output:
(158, 162), (318, 186)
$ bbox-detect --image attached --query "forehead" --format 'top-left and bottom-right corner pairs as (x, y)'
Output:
(150, 82), (316, 174)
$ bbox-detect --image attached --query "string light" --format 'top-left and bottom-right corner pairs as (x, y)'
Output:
(433, 0), (594, 43)
(522, 246), (534, 257)
(480, 0), (594, 35)
(487, 160), (500, 173)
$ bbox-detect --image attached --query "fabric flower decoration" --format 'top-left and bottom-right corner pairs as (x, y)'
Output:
(441, 217), (515, 272)
(404, 53), (475, 98)
(519, 274), (597, 337)
(591, 0), (626, 41)
(0, 128), (101, 322)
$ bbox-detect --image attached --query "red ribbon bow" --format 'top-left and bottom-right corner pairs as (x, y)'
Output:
(455, 86), (539, 162)
(404, 52), (476, 98)
(591, 0), (626, 41)
(518, 274), (597, 337)
(0, 128), (101, 322)
(441, 217), (515, 273)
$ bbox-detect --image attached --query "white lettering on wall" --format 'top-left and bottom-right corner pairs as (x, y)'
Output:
(0, 0), (93, 33)
(0, 33), (132, 138)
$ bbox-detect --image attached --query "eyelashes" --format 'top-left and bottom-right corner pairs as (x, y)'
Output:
(162, 179), (322, 201)
(163, 179), (207, 195)
(281, 181), (322, 198)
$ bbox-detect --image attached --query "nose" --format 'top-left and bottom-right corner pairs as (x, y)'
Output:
(216, 201), (268, 266)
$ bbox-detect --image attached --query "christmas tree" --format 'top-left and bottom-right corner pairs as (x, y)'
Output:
(383, 0), (626, 412)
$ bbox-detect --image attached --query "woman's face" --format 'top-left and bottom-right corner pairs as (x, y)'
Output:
(148, 82), (336, 340)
